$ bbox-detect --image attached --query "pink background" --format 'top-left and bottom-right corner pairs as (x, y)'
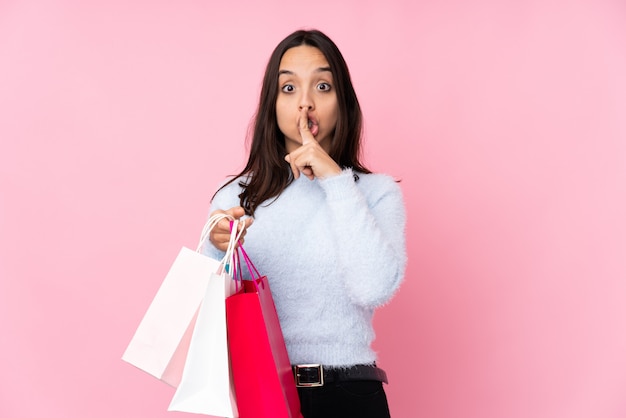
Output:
(1, 1), (625, 417)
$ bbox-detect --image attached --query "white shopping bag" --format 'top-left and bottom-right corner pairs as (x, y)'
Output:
(122, 213), (239, 387)
(168, 270), (239, 416)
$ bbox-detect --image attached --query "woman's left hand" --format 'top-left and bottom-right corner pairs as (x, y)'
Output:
(284, 108), (342, 180)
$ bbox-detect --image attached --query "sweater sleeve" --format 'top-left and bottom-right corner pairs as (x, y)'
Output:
(319, 168), (407, 308)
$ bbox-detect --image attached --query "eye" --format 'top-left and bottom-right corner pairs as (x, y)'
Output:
(281, 84), (295, 93)
(317, 82), (332, 92)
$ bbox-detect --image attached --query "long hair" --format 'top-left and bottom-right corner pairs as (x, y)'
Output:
(216, 29), (370, 216)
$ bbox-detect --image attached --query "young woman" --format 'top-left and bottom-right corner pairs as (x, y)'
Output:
(205, 29), (407, 418)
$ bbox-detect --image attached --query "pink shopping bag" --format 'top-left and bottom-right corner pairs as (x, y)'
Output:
(226, 247), (302, 418)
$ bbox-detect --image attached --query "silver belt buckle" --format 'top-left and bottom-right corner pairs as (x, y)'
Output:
(294, 364), (324, 387)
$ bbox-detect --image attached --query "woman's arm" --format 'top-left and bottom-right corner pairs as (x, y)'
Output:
(319, 169), (407, 308)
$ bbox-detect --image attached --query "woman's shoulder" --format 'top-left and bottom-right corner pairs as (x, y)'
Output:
(352, 171), (404, 205)
(210, 175), (248, 207)
(355, 171), (402, 192)
(215, 172), (254, 192)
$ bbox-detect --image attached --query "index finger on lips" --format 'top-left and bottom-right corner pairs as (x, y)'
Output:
(298, 107), (312, 145)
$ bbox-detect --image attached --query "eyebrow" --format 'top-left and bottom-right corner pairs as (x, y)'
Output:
(278, 66), (332, 76)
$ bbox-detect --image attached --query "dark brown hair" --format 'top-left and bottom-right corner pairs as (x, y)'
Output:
(216, 29), (370, 216)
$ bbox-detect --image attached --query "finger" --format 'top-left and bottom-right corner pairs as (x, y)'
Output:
(209, 231), (232, 251)
(235, 220), (250, 248)
(225, 206), (245, 219)
(284, 153), (301, 179)
(301, 166), (314, 180)
(212, 231), (233, 242)
(216, 217), (233, 233)
(298, 107), (313, 145)
(235, 218), (249, 235)
(209, 207), (249, 251)
(286, 151), (315, 180)
(286, 147), (315, 180)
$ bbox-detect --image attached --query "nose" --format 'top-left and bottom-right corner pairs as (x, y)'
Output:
(298, 91), (314, 111)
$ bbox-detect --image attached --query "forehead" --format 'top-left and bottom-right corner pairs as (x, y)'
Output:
(278, 45), (330, 73)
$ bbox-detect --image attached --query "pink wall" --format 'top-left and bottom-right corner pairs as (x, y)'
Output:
(1, 1), (625, 417)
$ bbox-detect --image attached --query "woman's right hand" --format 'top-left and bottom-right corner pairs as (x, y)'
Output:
(209, 206), (253, 251)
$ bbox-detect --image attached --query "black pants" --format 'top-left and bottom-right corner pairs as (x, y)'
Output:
(297, 380), (391, 418)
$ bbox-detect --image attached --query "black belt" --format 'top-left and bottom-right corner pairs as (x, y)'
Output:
(292, 364), (388, 387)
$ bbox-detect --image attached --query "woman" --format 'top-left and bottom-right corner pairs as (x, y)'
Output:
(205, 29), (406, 418)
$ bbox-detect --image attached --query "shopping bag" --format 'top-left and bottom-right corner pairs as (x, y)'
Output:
(226, 247), (303, 418)
(122, 213), (237, 387)
(168, 221), (243, 417)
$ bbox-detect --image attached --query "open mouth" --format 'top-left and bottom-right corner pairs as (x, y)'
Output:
(307, 118), (319, 136)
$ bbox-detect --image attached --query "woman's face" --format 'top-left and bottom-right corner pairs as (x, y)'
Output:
(276, 45), (338, 153)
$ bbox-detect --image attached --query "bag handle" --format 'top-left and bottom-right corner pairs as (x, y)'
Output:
(195, 213), (246, 274)
(232, 245), (263, 293)
(239, 246), (261, 280)
(196, 213), (231, 252)
(223, 218), (245, 274)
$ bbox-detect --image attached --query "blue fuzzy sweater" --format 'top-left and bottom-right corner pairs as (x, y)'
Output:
(203, 168), (407, 367)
